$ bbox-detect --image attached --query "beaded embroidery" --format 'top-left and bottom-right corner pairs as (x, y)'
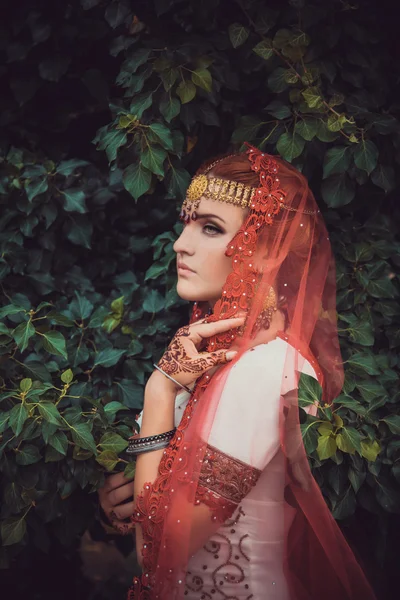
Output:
(195, 444), (261, 523)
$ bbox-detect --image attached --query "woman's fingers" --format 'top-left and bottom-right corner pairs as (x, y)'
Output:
(108, 480), (135, 508)
(103, 471), (134, 492)
(110, 500), (135, 521)
(201, 349), (238, 370)
(191, 316), (245, 341)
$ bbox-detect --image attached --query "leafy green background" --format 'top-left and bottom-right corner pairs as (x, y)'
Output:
(0, 0), (399, 598)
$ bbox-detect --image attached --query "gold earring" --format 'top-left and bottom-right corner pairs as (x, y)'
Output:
(254, 286), (277, 331)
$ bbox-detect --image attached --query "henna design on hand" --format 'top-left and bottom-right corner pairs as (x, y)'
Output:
(109, 510), (135, 535)
(158, 326), (224, 377)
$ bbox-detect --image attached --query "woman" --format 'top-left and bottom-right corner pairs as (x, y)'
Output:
(98, 145), (377, 600)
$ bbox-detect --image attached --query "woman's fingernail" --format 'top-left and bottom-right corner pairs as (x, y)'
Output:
(226, 351), (237, 360)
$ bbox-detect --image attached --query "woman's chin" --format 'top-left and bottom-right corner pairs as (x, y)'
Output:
(176, 283), (198, 302)
(176, 281), (208, 303)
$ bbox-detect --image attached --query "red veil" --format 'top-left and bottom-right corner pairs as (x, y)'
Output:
(129, 145), (377, 600)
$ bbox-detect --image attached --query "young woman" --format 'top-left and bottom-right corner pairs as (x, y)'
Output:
(98, 145), (377, 600)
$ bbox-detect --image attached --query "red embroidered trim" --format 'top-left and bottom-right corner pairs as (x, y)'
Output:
(192, 146), (287, 350)
(195, 444), (261, 524)
(129, 376), (210, 599)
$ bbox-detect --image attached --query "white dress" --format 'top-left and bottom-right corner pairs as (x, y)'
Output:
(137, 337), (318, 600)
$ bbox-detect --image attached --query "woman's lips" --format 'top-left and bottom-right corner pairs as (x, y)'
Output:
(177, 262), (195, 275)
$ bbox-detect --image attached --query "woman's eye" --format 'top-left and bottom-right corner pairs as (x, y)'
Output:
(203, 223), (223, 235)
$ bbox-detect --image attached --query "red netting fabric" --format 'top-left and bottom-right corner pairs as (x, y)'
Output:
(128, 145), (377, 600)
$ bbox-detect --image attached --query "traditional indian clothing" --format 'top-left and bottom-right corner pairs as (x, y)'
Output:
(129, 145), (377, 600)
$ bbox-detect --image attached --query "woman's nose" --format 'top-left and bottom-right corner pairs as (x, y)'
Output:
(173, 225), (195, 255)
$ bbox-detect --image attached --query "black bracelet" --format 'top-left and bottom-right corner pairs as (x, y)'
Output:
(126, 428), (176, 455)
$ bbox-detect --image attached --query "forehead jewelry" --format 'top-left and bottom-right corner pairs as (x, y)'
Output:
(179, 151), (319, 223)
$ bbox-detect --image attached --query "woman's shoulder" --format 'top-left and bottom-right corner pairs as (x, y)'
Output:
(230, 336), (317, 381)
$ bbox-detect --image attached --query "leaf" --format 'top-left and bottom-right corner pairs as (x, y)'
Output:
(24, 177), (49, 202)
(332, 486), (356, 520)
(104, 401), (129, 421)
(265, 101), (291, 120)
(102, 314), (120, 334)
(99, 432), (129, 453)
(317, 433), (337, 460)
(70, 292), (94, 320)
(141, 146), (167, 177)
(117, 379), (144, 408)
(375, 481), (400, 513)
(70, 423), (97, 454)
(96, 450), (119, 471)
(276, 132), (305, 162)
(9, 403), (28, 436)
(38, 402), (63, 426)
(167, 167), (191, 200)
(354, 140), (379, 175)
(231, 116), (264, 143)
(294, 118), (318, 141)
(104, 1), (131, 28)
(1, 515), (27, 546)
(111, 296), (125, 316)
(143, 289), (165, 313)
(0, 410), (10, 433)
(340, 427), (362, 453)
(148, 123), (173, 151)
(191, 69), (212, 92)
(41, 331), (68, 359)
(123, 163), (152, 201)
(176, 80), (196, 104)
(94, 348), (126, 368)
(322, 146), (352, 178)
(160, 96), (180, 123)
(346, 352), (380, 376)
(124, 461), (136, 478)
(228, 23), (250, 48)
(65, 215), (93, 249)
(381, 415), (400, 434)
(0, 304), (25, 319)
(360, 439), (381, 462)
(348, 466), (366, 494)
(268, 68), (290, 93)
(371, 165), (396, 193)
(356, 379), (386, 402)
(253, 39), (274, 60)
(39, 55), (70, 82)
(20, 378), (32, 393)
(16, 444), (41, 465)
(301, 420), (319, 454)
(48, 431), (68, 456)
(129, 91), (153, 118)
(302, 87), (323, 109)
(62, 189), (87, 213)
(13, 321), (35, 352)
(321, 173), (355, 208)
(298, 373), (323, 407)
(318, 422), (334, 436)
(96, 128), (127, 163)
(57, 159), (89, 177)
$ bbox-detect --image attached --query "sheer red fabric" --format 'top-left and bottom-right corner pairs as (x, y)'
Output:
(129, 145), (377, 600)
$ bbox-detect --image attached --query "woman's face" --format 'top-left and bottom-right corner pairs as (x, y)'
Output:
(173, 197), (245, 306)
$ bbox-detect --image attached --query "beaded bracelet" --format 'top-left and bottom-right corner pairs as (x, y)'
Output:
(126, 428), (176, 456)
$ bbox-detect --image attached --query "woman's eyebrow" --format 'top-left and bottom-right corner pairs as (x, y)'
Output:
(194, 212), (226, 224)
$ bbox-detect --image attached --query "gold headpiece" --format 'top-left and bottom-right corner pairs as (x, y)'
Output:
(185, 174), (255, 210)
(179, 154), (319, 222)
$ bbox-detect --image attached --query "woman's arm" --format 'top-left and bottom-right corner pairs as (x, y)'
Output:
(133, 371), (176, 565)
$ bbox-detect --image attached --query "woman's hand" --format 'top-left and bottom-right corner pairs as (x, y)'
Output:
(98, 472), (135, 535)
(154, 316), (245, 392)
